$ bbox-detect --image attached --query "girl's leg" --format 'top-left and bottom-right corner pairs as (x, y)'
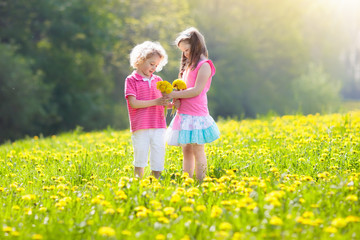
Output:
(193, 144), (207, 182)
(135, 167), (145, 178)
(182, 144), (195, 178)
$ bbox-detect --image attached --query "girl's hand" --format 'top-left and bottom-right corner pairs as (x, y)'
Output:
(166, 91), (175, 99)
(173, 99), (181, 109)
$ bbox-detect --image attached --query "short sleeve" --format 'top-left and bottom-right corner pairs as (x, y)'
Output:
(124, 77), (136, 99)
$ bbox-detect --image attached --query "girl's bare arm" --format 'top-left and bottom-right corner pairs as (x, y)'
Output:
(168, 62), (211, 99)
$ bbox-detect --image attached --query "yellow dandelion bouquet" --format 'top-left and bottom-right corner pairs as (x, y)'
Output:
(156, 80), (173, 117)
(171, 79), (187, 115)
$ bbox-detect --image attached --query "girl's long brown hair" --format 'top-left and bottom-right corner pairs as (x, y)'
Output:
(175, 27), (208, 78)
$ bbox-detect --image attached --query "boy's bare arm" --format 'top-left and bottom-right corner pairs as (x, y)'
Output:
(128, 95), (169, 109)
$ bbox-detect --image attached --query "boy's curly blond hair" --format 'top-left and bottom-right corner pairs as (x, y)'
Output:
(130, 41), (168, 72)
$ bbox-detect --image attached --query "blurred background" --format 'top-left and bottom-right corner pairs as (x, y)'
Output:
(1, 0), (360, 143)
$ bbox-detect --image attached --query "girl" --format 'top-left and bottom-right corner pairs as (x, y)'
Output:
(166, 27), (220, 182)
(124, 41), (172, 179)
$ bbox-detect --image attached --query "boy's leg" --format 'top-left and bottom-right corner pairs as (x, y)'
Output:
(131, 130), (150, 178)
(135, 167), (145, 178)
(149, 129), (166, 178)
(151, 171), (161, 179)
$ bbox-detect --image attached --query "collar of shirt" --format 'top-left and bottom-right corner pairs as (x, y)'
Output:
(132, 71), (154, 88)
(142, 76), (154, 88)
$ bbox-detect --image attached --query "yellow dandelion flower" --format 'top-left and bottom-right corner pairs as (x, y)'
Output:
(331, 218), (347, 228)
(121, 230), (131, 236)
(345, 194), (358, 202)
(165, 86), (173, 94)
(324, 226), (338, 233)
(170, 213), (179, 219)
(116, 208), (125, 214)
(184, 177), (194, 186)
(50, 195), (58, 200)
(246, 202), (257, 210)
(232, 232), (243, 240)
(203, 176), (213, 182)
(157, 216), (170, 224)
(181, 173), (189, 179)
(150, 200), (162, 210)
(181, 206), (193, 212)
(156, 80), (172, 116)
(104, 208), (115, 215)
(22, 194), (36, 201)
(39, 207), (47, 212)
(31, 234), (43, 240)
(269, 216), (283, 226)
(87, 220), (94, 226)
(156, 234), (166, 240)
(136, 211), (148, 218)
(57, 176), (65, 181)
(302, 211), (314, 218)
(153, 210), (164, 218)
(98, 226), (116, 237)
(115, 190), (128, 200)
(180, 235), (191, 240)
(172, 79), (187, 90)
(170, 194), (181, 203)
(264, 159), (272, 164)
(196, 205), (207, 212)
(219, 222), (233, 231)
(11, 231), (20, 237)
(216, 231), (230, 239)
(346, 215), (360, 223)
(211, 206), (223, 218)
(2, 226), (13, 232)
(12, 205), (20, 211)
(163, 207), (175, 215)
(301, 176), (313, 182)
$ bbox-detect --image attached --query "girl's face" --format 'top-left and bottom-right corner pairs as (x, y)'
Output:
(178, 41), (191, 59)
(137, 54), (162, 78)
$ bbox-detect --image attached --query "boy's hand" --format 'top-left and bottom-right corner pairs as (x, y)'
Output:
(156, 96), (169, 106)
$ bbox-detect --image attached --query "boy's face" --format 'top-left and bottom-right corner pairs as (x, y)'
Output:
(137, 54), (162, 78)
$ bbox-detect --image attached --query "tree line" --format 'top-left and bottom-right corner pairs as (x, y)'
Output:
(1, 0), (359, 143)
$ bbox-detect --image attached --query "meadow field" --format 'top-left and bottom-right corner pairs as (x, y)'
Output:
(0, 111), (359, 240)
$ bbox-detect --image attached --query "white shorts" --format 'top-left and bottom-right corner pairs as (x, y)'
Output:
(131, 128), (166, 171)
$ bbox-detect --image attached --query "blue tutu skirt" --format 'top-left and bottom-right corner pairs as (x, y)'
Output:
(166, 113), (220, 146)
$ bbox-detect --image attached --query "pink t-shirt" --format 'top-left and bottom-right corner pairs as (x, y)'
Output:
(178, 59), (216, 116)
(124, 71), (166, 132)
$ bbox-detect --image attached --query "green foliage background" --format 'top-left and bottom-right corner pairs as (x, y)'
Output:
(1, 0), (359, 142)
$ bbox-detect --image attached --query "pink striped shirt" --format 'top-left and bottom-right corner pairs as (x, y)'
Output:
(124, 71), (166, 132)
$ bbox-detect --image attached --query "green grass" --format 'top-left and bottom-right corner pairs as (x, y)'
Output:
(341, 100), (360, 112)
(0, 111), (359, 239)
